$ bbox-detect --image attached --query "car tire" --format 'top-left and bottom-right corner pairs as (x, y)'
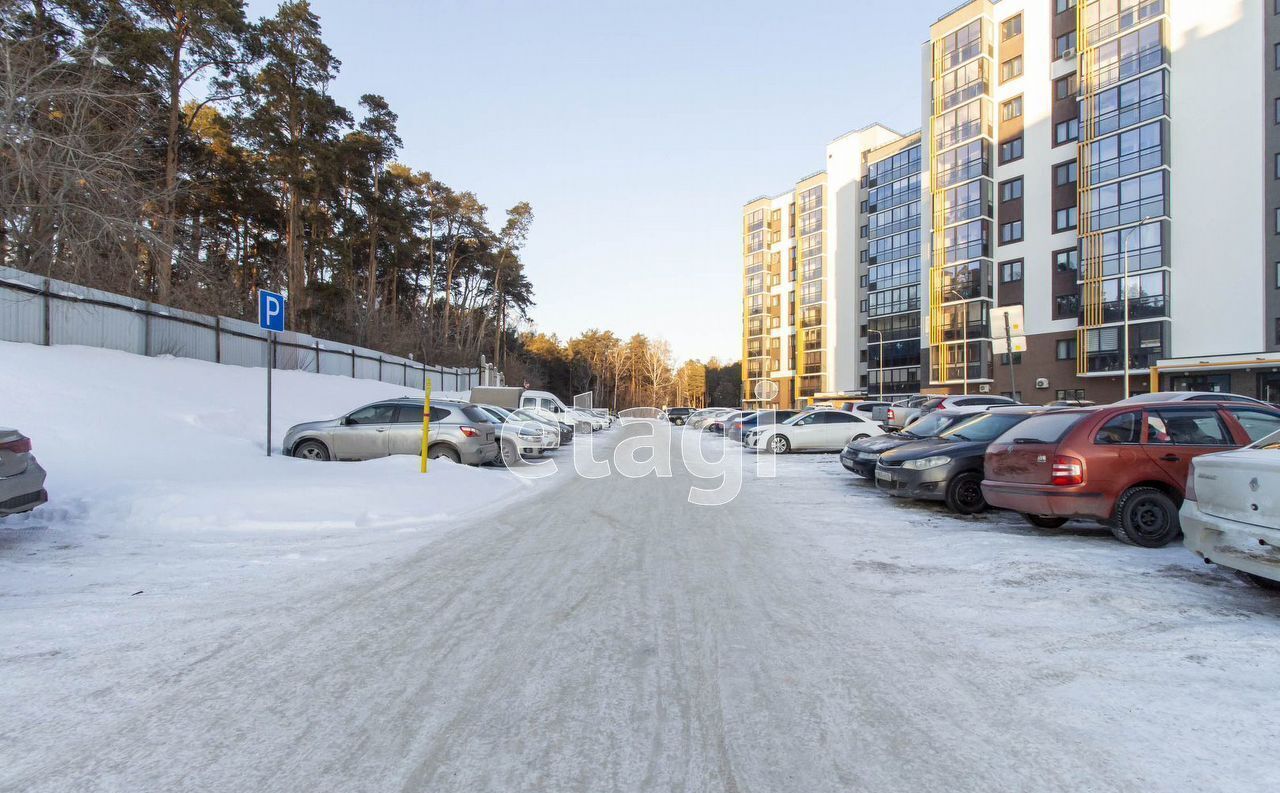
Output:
(768, 434), (791, 454)
(674, 418), (685, 426)
(1024, 514), (1069, 529)
(293, 440), (330, 461)
(1110, 486), (1180, 547)
(428, 444), (461, 464)
(944, 471), (987, 514)
(500, 439), (519, 467)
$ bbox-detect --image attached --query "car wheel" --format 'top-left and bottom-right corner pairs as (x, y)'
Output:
(1110, 486), (1180, 547)
(1024, 514), (1068, 529)
(674, 418), (685, 426)
(768, 434), (791, 454)
(428, 444), (461, 464)
(293, 440), (330, 461)
(500, 439), (519, 467)
(944, 471), (987, 514)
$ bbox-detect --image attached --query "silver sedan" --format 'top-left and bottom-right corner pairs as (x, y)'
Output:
(283, 398), (499, 465)
(1, 427), (48, 515)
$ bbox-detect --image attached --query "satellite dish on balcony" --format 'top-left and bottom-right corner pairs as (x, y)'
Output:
(754, 380), (780, 402)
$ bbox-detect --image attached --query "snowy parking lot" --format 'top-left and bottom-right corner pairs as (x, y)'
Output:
(2, 350), (1280, 791)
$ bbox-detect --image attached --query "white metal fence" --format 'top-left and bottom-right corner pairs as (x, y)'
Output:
(0, 266), (478, 392)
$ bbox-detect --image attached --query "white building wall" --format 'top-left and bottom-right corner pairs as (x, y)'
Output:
(1169, 0), (1266, 357)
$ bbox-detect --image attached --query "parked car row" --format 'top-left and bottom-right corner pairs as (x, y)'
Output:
(821, 393), (1280, 588)
(283, 388), (614, 467)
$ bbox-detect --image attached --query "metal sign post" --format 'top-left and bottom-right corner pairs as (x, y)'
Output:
(420, 378), (432, 473)
(990, 305), (1026, 401)
(258, 289), (286, 457)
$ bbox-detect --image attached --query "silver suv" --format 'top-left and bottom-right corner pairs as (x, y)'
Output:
(284, 398), (498, 465)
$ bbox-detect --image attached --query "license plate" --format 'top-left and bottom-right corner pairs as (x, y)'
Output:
(876, 469), (892, 483)
(859, 452), (878, 460)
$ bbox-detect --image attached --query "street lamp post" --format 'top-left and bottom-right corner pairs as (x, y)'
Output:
(868, 329), (885, 401)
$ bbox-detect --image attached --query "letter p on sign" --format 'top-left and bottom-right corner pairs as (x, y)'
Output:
(258, 289), (286, 332)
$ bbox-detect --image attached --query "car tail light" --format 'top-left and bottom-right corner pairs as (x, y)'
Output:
(733, 422), (743, 430)
(1051, 455), (1084, 486)
(887, 409), (895, 421)
(1184, 463), (1197, 501)
(459, 425), (479, 438)
(0, 437), (31, 454)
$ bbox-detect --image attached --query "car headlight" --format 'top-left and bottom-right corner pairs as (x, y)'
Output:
(903, 455), (951, 470)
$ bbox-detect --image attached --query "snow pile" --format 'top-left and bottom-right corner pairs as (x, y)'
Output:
(0, 341), (542, 537)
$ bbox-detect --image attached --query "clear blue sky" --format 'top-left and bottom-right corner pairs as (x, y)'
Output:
(245, 0), (943, 362)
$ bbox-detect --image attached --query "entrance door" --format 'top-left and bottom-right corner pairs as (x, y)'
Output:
(1259, 373), (1280, 404)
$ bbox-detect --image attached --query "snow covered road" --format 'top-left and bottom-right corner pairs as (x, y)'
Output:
(3, 422), (1280, 792)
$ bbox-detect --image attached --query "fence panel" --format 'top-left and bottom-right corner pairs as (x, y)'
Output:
(149, 308), (217, 362)
(0, 266), (477, 389)
(49, 283), (146, 354)
(0, 282), (45, 345)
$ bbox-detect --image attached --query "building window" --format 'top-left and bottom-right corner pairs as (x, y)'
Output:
(1055, 293), (1080, 319)
(1055, 161), (1078, 186)
(999, 353), (1023, 366)
(1056, 339), (1077, 360)
(1056, 31), (1077, 60)
(1275, 98), (1280, 124)
(1001, 14), (1022, 40)
(1276, 153), (1280, 179)
(1054, 206), (1078, 232)
(1275, 207), (1280, 234)
(1000, 260), (1024, 283)
(1057, 0), (1077, 13)
(1055, 118), (1079, 145)
(1001, 55), (1024, 82)
(1276, 261), (1280, 288)
(1000, 137), (1024, 163)
(1056, 248), (1080, 274)
(1000, 177), (1023, 202)
(1055, 73), (1078, 101)
(1001, 96), (1024, 121)
(1056, 389), (1086, 401)
(1276, 318), (1280, 345)
(1000, 220), (1024, 244)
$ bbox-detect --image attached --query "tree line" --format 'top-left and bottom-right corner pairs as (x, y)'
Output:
(507, 330), (741, 411)
(1, 0), (532, 367)
(0, 0), (740, 405)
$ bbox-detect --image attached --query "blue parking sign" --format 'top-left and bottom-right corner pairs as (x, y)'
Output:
(258, 289), (285, 332)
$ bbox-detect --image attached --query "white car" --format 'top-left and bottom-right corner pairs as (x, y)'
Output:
(688, 407), (736, 430)
(1182, 428), (1280, 589)
(748, 409), (886, 454)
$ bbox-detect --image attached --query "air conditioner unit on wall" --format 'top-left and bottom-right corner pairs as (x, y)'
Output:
(1061, 48), (1075, 60)
(978, 384), (991, 394)
(1036, 378), (1050, 389)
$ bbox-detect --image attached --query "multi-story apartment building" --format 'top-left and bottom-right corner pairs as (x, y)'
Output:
(744, 0), (1280, 406)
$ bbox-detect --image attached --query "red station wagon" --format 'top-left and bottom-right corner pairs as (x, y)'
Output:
(981, 401), (1280, 547)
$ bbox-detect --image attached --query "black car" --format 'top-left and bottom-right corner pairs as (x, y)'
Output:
(873, 406), (1057, 514)
(839, 407), (990, 478)
(666, 407), (693, 426)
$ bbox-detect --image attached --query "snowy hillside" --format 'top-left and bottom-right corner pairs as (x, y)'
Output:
(0, 341), (557, 593)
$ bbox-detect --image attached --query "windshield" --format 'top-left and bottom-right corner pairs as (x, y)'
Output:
(902, 411), (971, 438)
(939, 412), (1030, 442)
(1251, 428), (1280, 449)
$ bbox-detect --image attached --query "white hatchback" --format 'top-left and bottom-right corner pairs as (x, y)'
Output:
(749, 409), (886, 454)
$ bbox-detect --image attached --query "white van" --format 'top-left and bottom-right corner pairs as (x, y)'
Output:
(519, 390), (604, 432)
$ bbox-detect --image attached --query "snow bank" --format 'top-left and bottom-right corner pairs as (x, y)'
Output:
(0, 341), (543, 537)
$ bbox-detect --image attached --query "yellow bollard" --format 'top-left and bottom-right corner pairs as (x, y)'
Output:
(420, 378), (432, 473)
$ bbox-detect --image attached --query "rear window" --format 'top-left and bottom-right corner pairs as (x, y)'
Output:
(992, 412), (1088, 444)
(461, 405), (495, 423)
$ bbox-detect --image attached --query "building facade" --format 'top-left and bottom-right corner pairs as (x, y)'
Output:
(742, 0), (1280, 406)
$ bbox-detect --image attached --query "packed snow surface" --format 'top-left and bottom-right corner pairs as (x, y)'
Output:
(3, 341), (1280, 792)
